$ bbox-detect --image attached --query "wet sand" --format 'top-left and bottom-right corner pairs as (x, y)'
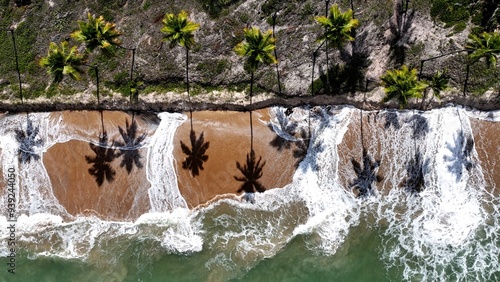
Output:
(174, 109), (297, 208)
(44, 110), (296, 219)
(44, 111), (155, 220)
(3, 108), (498, 221)
(470, 118), (500, 194)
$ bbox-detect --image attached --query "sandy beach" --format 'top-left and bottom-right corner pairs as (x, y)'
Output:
(173, 109), (297, 209)
(41, 109), (297, 220)
(1, 108), (498, 221)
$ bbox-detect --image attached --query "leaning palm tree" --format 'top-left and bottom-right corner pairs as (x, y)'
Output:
(380, 65), (427, 109)
(315, 4), (359, 94)
(71, 13), (123, 104)
(160, 10), (200, 103)
(39, 41), (86, 84)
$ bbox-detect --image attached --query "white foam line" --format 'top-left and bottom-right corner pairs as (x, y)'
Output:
(146, 112), (188, 212)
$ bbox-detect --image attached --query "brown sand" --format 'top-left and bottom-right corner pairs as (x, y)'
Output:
(44, 111), (155, 220)
(470, 118), (500, 194)
(44, 109), (296, 219)
(174, 109), (297, 208)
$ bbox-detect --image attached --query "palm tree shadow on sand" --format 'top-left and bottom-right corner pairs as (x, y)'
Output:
(350, 148), (383, 197)
(15, 115), (44, 164)
(180, 110), (210, 177)
(401, 150), (430, 194)
(115, 115), (146, 174)
(234, 149), (266, 204)
(85, 112), (118, 186)
(268, 107), (324, 170)
(443, 131), (474, 182)
(235, 111), (266, 203)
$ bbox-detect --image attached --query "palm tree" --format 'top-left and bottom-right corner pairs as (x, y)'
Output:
(380, 65), (427, 109)
(233, 27), (276, 199)
(315, 4), (359, 94)
(234, 26), (276, 147)
(4, 29), (23, 103)
(160, 10), (200, 103)
(466, 31), (500, 68)
(422, 70), (449, 108)
(71, 13), (123, 104)
(234, 27), (277, 104)
(71, 13), (122, 55)
(39, 41), (86, 84)
(465, 31), (500, 95)
(160, 12), (210, 178)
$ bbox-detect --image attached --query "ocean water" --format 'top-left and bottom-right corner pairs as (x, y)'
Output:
(0, 106), (499, 281)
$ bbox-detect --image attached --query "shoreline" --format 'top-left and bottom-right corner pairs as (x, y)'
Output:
(1, 91), (499, 114)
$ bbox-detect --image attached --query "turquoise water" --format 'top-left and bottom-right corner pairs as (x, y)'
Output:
(2, 207), (499, 282)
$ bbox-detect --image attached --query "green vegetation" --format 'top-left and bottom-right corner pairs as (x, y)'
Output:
(196, 0), (238, 18)
(71, 13), (122, 56)
(161, 10), (200, 102)
(381, 66), (427, 108)
(467, 31), (500, 68)
(314, 4), (359, 94)
(315, 4), (359, 49)
(196, 59), (229, 84)
(39, 41), (86, 83)
(0, 0), (498, 105)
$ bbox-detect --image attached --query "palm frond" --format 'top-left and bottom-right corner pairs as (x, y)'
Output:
(315, 4), (359, 48)
(381, 65), (427, 108)
(234, 27), (276, 73)
(39, 41), (86, 83)
(71, 13), (122, 55)
(466, 31), (500, 68)
(161, 10), (200, 50)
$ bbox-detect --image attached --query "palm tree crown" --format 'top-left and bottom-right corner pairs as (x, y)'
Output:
(315, 4), (359, 49)
(161, 10), (200, 50)
(381, 65), (427, 108)
(428, 70), (449, 100)
(234, 27), (277, 73)
(71, 13), (122, 55)
(39, 41), (86, 83)
(466, 31), (500, 68)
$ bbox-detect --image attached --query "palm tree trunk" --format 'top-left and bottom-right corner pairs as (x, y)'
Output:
(250, 71), (254, 152)
(325, 42), (330, 94)
(463, 64), (470, 96)
(324, 0), (331, 94)
(129, 48), (136, 104)
(272, 14), (282, 96)
(186, 47), (191, 104)
(9, 30), (23, 104)
(311, 51), (317, 95)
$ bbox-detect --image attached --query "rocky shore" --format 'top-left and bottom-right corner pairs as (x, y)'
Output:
(1, 87), (499, 114)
